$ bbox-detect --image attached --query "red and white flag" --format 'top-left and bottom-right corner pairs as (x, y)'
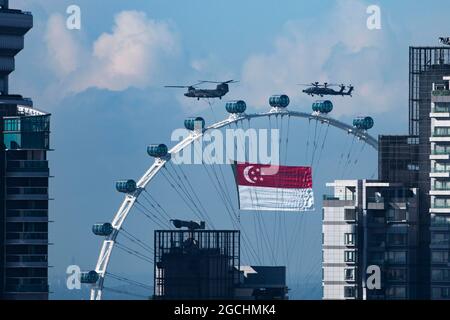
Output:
(233, 162), (314, 212)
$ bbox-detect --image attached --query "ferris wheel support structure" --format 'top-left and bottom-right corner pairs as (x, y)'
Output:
(89, 106), (378, 300)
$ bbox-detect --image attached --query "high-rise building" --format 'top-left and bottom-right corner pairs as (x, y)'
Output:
(322, 180), (419, 300)
(378, 135), (419, 188)
(429, 76), (450, 299)
(374, 46), (450, 299)
(154, 228), (240, 300)
(409, 47), (450, 298)
(0, 1), (50, 300)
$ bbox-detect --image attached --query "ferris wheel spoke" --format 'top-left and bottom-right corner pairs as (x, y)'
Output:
(160, 169), (210, 225)
(119, 228), (154, 255)
(115, 242), (154, 264)
(340, 135), (357, 178)
(140, 191), (172, 221)
(143, 191), (173, 221)
(103, 286), (150, 299)
(106, 272), (153, 291)
(168, 162), (215, 227)
(314, 123), (330, 170)
(134, 202), (171, 229)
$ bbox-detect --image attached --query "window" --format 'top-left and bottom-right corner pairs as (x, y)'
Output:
(387, 251), (406, 264)
(386, 286), (406, 299)
(344, 268), (355, 281)
(387, 209), (407, 222)
(344, 286), (356, 298)
(431, 269), (450, 282)
(434, 144), (450, 155)
(387, 268), (407, 281)
(434, 198), (450, 209)
(344, 209), (356, 221)
(432, 287), (450, 299)
(344, 251), (356, 263)
(431, 214), (450, 227)
(344, 233), (356, 246)
(387, 234), (407, 246)
(434, 102), (450, 113)
(434, 180), (450, 191)
(431, 233), (450, 246)
(434, 162), (450, 173)
(432, 251), (448, 263)
(434, 127), (450, 137)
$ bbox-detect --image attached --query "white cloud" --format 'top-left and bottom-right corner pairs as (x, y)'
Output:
(44, 10), (179, 94)
(235, 0), (406, 117)
(44, 14), (81, 77)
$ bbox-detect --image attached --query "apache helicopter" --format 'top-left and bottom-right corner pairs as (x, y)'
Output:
(165, 80), (238, 100)
(300, 82), (354, 97)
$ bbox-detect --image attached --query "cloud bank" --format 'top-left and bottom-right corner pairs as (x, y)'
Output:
(232, 0), (406, 117)
(45, 10), (179, 94)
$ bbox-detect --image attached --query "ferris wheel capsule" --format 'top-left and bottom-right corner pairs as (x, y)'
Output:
(184, 117), (205, 131)
(92, 223), (114, 236)
(80, 271), (99, 284)
(147, 144), (168, 158)
(353, 116), (374, 130)
(269, 95), (290, 108)
(115, 180), (137, 194)
(312, 100), (333, 114)
(226, 100), (247, 114)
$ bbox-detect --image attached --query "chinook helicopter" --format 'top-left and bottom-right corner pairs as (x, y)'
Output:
(300, 82), (354, 97)
(165, 80), (238, 100)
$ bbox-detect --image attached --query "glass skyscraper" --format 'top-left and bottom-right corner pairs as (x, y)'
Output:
(0, 1), (51, 300)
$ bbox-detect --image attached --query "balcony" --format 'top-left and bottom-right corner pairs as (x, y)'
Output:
(430, 106), (450, 118)
(6, 210), (48, 222)
(4, 284), (49, 294)
(5, 160), (50, 177)
(430, 190), (450, 196)
(323, 195), (355, 207)
(367, 197), (385, 210)
(430, 168), (450, 178)
(3, 115), (50, 150)
(6, 254), (48, 268)
(5, 232), (48, 245)
(430, 150), (450, 160)
(433, 90), (450, 97)
(6, 187), (48, 201)
(431, 128), (450, 142)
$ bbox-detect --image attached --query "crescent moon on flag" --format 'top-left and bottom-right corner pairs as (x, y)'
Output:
(243, 165), (256, 184)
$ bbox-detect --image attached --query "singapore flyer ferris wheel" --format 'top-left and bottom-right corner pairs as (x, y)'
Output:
(81, 94), (378, 300)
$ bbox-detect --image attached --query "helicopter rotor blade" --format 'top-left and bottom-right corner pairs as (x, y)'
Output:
(165, 85), (191, 88)
(198, 80), (238, 84)
(298, 83), (323, 87)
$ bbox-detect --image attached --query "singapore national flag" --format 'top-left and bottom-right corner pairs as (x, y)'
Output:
(233, 162), (314, 212)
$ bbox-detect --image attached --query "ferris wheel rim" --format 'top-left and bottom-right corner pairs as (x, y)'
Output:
(89, 107), (378, 300)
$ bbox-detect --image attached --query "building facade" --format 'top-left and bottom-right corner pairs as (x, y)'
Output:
(154, 229), (240, 300)
(322, 180), (419, 300)
(409, 47), (450, 298)
(0, 1), (50, 299)
(429, 76), (450, 299)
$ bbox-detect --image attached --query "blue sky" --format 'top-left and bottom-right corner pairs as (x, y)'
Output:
(8, 0), (450, 299)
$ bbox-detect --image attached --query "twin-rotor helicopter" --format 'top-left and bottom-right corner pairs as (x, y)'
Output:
(165, 80), (354, 101)
(165, 80), (238, 100)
